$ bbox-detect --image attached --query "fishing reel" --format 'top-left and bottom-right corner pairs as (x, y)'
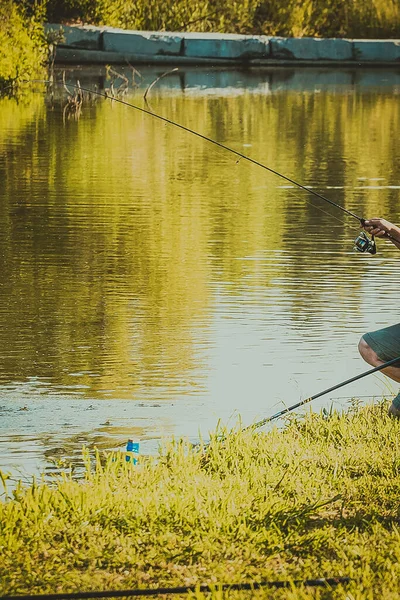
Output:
(354, 231), (376, 255)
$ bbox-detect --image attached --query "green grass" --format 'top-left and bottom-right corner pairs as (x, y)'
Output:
(46, 0), (400, 38)
(2, 400), (400, 598)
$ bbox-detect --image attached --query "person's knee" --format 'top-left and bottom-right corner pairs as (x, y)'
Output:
(358, 336), (370, 358)
(358, 336), (380, 366)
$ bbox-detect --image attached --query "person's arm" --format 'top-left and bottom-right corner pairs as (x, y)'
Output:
(363, 218), (400, 251)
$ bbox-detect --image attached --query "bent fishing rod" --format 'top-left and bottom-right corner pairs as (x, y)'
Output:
(21, 80), (394, 433)
(25, 78), (377, 253)
(247, 355), (400, 431)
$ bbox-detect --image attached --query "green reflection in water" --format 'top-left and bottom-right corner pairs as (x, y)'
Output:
(0, 76), (399, 403)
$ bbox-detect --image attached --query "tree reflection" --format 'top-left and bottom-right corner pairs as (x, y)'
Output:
(0, 76), (399, 400)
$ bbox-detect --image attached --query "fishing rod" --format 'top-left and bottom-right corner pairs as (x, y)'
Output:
(0, 577), (351, 599)
(247, 355), (400, 431)
(194, 355), (400, 450)
(24, 78), (377, 254)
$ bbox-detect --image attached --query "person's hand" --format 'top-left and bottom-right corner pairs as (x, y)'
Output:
(363, 218), (393, 238)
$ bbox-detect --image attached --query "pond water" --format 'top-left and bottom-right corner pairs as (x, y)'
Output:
(0, 66), (399, 484)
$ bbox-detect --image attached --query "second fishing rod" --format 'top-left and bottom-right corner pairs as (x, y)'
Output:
(27, 78), (379, 254)
(247, 355), (400, 431)
(194, 355), (400, 450)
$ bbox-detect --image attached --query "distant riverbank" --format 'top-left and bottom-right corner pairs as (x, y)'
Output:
(1, 0), (399, 91)
(43, 0), (400, 40)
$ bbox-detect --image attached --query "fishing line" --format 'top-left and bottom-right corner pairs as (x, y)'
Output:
(24, 79), (365, 225)
(23, 79), (382, 253)
(278, 185), (348, 226)
(304, 200), (347, 226)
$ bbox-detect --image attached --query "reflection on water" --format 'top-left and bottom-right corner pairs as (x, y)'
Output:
(0, 67), (399, 481)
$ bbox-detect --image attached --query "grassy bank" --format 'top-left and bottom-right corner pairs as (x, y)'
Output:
(0, 1), (48, 92)
(46, 0), (400, 38)
(2, 401), (400, 598)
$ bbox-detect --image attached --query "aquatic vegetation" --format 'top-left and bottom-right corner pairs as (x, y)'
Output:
(2, 401), (400, 598)
(46, 0), (400, 38)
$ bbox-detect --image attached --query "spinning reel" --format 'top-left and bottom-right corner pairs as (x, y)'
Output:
(354, 231), (376, 255)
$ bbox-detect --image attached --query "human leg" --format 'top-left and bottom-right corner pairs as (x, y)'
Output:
(358, 337), (400, 383)
(358, 329), (400, 416)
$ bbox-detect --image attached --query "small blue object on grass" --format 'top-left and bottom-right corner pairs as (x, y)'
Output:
(125, 439), (139, 464)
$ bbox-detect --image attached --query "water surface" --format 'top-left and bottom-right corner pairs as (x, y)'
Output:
(0, 66), (399, 482)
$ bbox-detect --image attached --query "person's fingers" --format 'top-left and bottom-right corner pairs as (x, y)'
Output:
(363, 224), (388, 237)
(364, 218), (390, 231)
(368, 228), (387, 237)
